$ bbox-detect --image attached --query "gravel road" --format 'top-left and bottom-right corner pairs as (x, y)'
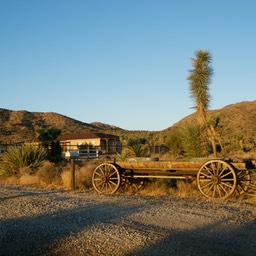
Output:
(0, 184), (256, 256)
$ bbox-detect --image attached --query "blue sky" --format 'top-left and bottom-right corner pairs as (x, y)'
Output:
(0, 0), (255, 131)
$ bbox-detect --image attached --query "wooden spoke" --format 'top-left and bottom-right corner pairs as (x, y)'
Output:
(197, 160), (237, 199)
(92, 163), (121, 194)
(234, 169), (251, 195)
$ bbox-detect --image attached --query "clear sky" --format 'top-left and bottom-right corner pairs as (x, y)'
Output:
(0, 0), (255, 131)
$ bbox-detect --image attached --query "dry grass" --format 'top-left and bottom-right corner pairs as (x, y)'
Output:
(0, 160), (97, 191)
(10, 161), (62, 188)
(137, 179), (201, 198)
(175, 180), (201, 197)
(138, 179), (173, 196)
(61, 161), (96, 191)
(36, 162), (62, 186)
(19, 175), (40, 185)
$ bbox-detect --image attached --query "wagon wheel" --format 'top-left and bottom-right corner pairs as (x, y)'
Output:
(235, 169), (251, 195)
(197, 160), (237, 199)
(92, 163), (121, 194)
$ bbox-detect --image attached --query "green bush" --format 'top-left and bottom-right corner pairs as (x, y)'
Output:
(0, 144), (47, 177)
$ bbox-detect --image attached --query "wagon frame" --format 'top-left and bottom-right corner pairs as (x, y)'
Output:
(92, 158), (255, 199)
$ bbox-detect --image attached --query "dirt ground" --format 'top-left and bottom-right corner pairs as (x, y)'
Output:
(0, 183), (256, 256)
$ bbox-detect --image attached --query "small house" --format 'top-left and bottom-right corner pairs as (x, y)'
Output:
(57, 132), (122, 158)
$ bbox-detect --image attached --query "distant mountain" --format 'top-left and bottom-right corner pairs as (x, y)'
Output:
(0, 100), (256, 147)
(167, 100), (256, 133)
(0, 109), (123, 143)
(165, 100), (256, 151)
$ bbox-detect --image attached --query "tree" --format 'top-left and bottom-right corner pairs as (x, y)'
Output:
(180, 123), (201, 157)
(187, 50), (213, 156)
(36, 127), (61, 148)
(36, 127), (62, 162)
(164, 131), (183, 158)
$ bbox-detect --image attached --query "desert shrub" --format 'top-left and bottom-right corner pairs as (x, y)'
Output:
(180, 124), (202, 157)
(75, 162), (95, 190)
(127, 143), (149, 157)
(36, 161), (62, 186)
(164, 131), (184, 158)
(60, 168), (70, 189)
(138, 178), (200, 197)
(138, 179), (174, 196)
(61, 161), (96, 190)
(0, 144), (47, 177)
(175, 180), (201, 197)
(114, 151), (131, 161)
(19, 174), (40, 186)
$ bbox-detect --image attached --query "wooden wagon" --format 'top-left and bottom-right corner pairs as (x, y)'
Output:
(92, 158), (255, 199)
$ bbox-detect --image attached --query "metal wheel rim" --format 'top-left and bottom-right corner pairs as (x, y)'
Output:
(92, 163), (121, 194)
(197, 160), (237, 199)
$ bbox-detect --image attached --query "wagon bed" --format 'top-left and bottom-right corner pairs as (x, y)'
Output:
(92, 158), (255, 199)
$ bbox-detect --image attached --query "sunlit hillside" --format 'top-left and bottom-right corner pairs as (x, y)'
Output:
(0, 101), (255, 151)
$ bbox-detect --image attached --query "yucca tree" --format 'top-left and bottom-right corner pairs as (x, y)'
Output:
(187, 50), (213, 156)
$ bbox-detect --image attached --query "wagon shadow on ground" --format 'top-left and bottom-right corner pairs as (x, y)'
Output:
(1, 190), (256, 256)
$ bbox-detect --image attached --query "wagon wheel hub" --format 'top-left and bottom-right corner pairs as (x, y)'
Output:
(211, 176), (220, 185)
(101, 175), (108, 183)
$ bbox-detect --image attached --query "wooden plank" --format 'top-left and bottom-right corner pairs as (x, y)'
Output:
(116, 161), (203, 170)
(232, 162), (246, 169)
(116, 160), (249, 172)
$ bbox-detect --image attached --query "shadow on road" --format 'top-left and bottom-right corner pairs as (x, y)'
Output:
(1, 187), (256, 256)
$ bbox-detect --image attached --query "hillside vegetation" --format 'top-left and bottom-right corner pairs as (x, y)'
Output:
(166, 101), (256, 154)
(0, 100), (255, 155)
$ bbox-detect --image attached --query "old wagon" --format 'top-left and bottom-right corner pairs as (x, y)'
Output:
(92, 158), (255, 199)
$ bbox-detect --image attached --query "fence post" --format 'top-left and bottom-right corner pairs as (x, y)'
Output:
(70, 158), (75, 190)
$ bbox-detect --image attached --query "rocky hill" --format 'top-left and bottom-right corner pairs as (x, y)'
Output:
(167, 100), (256, 135)
(0, 109), (123, 144)
(165, 100), (256, 152)
(0, 100), (256, 148)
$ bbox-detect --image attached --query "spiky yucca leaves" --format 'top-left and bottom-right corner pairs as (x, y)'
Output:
(0, 144), (47, 177)
(127, 143), (149, 157)
(187, 50), (213, 156)
(114, 151), (131, 161)
(187, 50), (213, 121)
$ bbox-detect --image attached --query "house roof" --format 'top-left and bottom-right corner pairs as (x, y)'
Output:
(57, 132), (119, 141)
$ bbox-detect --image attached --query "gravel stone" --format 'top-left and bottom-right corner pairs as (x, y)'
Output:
(0, 184), (256, 256)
